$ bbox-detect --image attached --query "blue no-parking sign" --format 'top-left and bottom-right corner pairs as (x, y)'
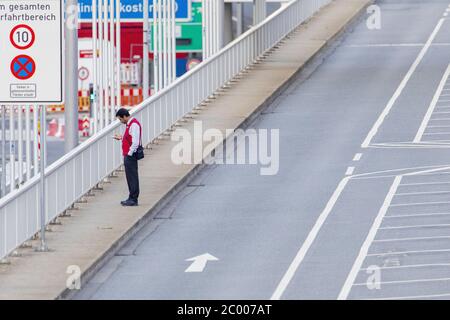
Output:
(78, 0), (192, 22)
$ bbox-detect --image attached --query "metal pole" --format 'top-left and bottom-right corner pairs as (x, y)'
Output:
(143, 0), (150, 99)
(18, 106), (23, 185)
(204, 0), (209, 58)
(110, 0), (115, 123)
(218, 0), (225, 50)
(99, 0), (104, 130)
(64, 0), (79, 153)
(172, 0), (177, 81)
(153, 0), (159, 92)
(171, 0), (176, 82)
(92, 0), (98, 133)
(162, 0), (168, 88)
(116, 0), (122, 109)
(167, 0), (172, 84)
(253, 0), (266, 25)
(37, 105), (48, 252)
(201, 0), (206, 60)
(1, 105), (6, 197)
(103, 0), (110, 126)
(9, 106), (15, 191)
(25, 106), (31, 181)
(33, 105), (38, 177)
(224, 2), (233, 44)
(157, 0), (163, 90)
(235, 2), (243, 37)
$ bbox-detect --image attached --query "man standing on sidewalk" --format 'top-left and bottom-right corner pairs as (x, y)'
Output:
(114, 108), (142, 207)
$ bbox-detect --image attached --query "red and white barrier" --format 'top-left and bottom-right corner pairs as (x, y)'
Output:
(47, 117), (91, 139)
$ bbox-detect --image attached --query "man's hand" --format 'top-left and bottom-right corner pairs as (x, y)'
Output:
(113, 134), (123, 141)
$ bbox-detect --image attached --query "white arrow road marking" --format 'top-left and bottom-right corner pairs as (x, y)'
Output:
(185, 253), (219, 273)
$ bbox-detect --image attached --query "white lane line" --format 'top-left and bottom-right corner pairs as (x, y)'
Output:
(271, 177), (351, 300)
(396, 190), (450, 196)
(429, 118), (450, 121)
(345, 43), (450, 48)
(353, 277), (450, 286)
(354, 172), (450, 181)
(390, 200), (450, 207)
(379, 223), (450, 230)
(373, 235), (450, 242)
(353, 153), (363, 161)
(346, 167), (355, 176)
(400, 181), (450, 186)
(427, 125), (450, 127)
(369, 145), (450, 150)
(367, 248), (450, 256)
(351, 164), (450, 179)
(405, 166), (450, 176)
(371, 293), (450, 300)
(423, 132), (450, 135)
(360, 263), (450, 271)
(337, 176), (402, 300)
(432, 111), (450, 114)
(385, 212), (450, 218)
(361, 18), (445, 148)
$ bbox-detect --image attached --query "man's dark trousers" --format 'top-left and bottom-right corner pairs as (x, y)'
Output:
(124, 155), (139, 202)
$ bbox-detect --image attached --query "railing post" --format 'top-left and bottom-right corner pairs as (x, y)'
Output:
(36, 105), (48, 252)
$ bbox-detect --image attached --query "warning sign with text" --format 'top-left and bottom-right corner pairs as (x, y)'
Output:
(0, 0), (64, 104)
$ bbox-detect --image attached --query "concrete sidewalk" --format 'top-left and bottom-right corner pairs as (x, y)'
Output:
(0, 0), (370, 300)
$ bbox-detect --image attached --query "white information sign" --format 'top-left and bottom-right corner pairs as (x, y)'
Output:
(0, 0), (64, 104)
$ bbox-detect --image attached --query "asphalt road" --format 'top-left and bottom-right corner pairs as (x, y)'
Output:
(75, 0), (450, 300)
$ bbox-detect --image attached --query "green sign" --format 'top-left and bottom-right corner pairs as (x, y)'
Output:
(150, 0), (202, 53)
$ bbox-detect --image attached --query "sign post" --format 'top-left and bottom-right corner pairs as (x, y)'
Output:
(0, 0), (64, 252)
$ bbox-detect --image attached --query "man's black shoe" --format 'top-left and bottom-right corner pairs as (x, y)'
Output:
(120, 199), (129, 205)
(121, 200), (138, 207)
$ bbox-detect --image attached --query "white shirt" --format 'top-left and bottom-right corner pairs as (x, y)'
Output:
(126, 117), (141, 157)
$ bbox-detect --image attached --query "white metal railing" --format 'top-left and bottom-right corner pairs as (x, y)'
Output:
(0, 0), (331, 260)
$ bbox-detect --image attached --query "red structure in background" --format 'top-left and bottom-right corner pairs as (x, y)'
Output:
(78, 23), (188, 62)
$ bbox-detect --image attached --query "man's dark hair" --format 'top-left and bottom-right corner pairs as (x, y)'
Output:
(116, 108), (130, 118)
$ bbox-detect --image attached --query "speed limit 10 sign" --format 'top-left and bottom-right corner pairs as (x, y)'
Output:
(10, 24), (35, 49)
(0, 0), (64, 104)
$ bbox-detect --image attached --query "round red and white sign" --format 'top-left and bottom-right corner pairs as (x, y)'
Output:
(186, 59), (201, 71)
(78, 67), (89, 81)
(10, 24), (35, 50)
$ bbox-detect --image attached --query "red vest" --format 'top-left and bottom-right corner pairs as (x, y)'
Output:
(122, 118), (142, 156)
